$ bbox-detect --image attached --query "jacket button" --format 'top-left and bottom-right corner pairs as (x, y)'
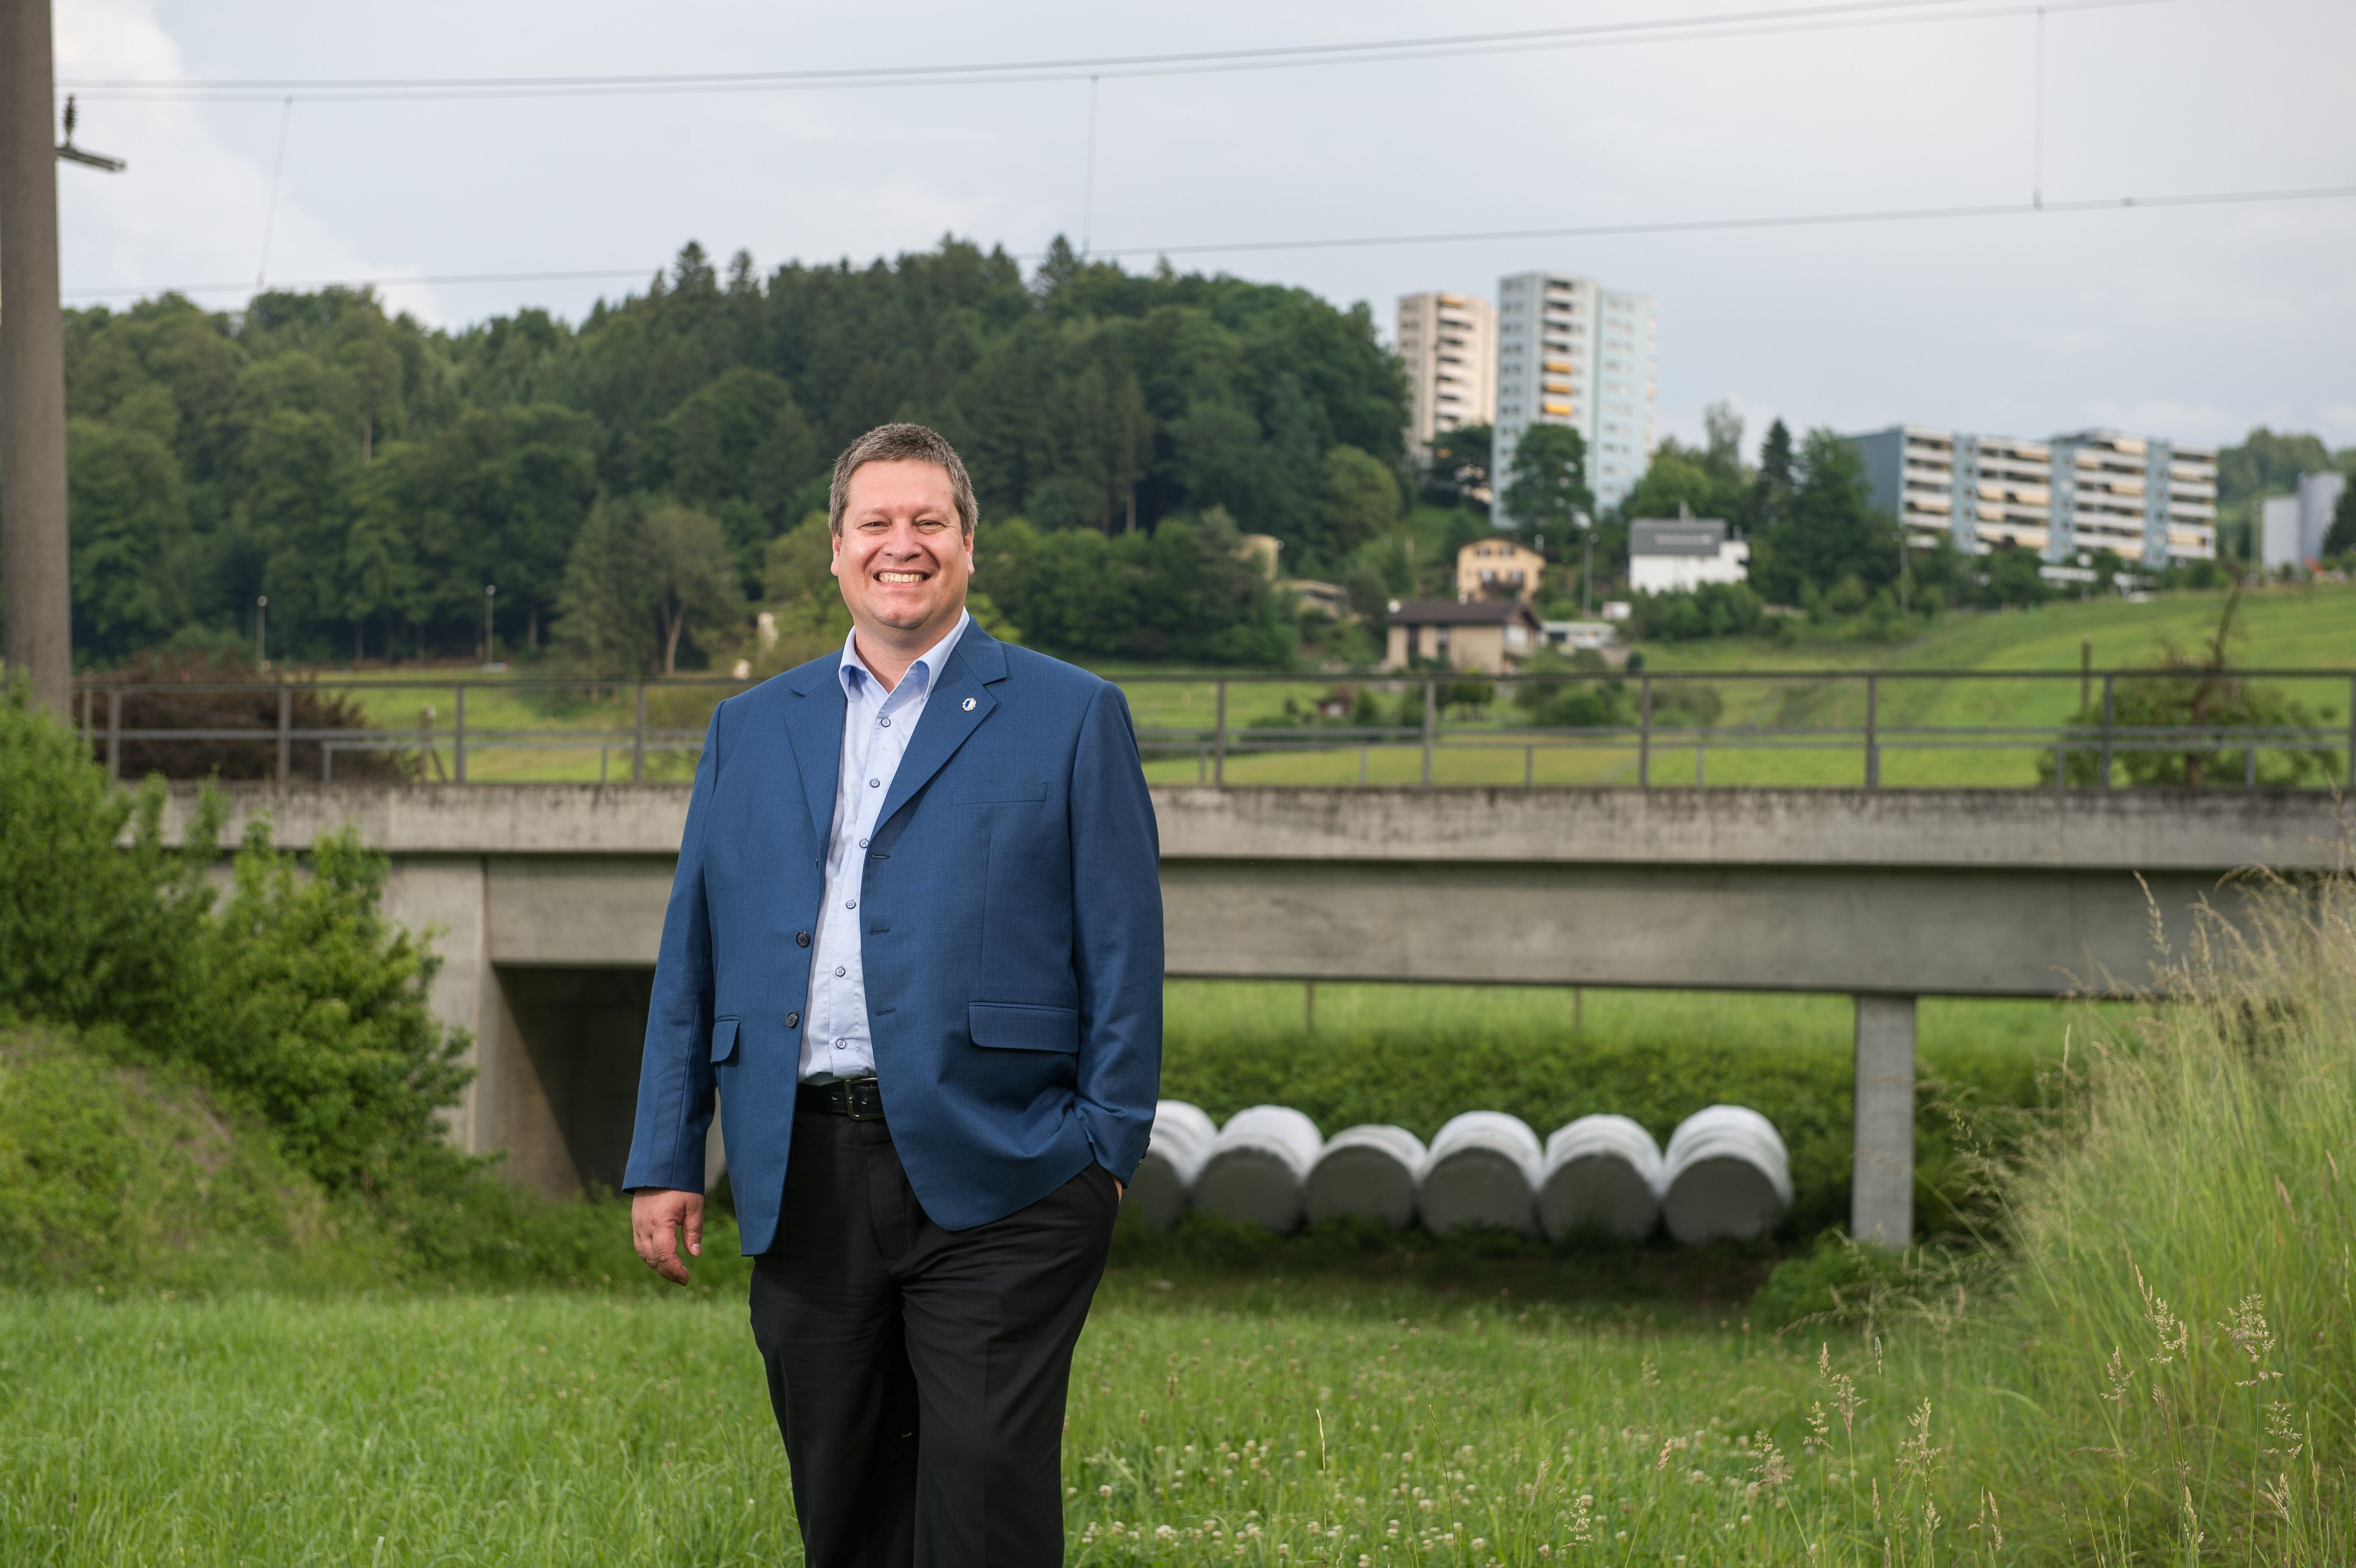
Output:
(795, 931), (811, 947)
(786, 1012), (800, 1029)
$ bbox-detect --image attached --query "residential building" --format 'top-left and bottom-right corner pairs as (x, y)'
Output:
(1492, 270), (1657, 525)
(1627, 517), (1749, 594)
(1848, 425), (2216, 568)
(2260, 471), (2346, 571)
(1454, 536), (1547, 602)
(1396, 292), (1496, 458)
(1384, 599), (1543, 672)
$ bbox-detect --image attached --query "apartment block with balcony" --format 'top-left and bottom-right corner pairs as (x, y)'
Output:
(1849, 425), (2215, 568)
(1492, 271), (1657, 526)
(1396, 291), (1497, 459)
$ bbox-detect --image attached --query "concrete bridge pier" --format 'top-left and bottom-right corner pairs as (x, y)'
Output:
(1851, 994), (1917, 1248)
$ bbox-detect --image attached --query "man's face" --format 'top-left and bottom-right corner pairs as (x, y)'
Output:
(831, 459), (973, 641)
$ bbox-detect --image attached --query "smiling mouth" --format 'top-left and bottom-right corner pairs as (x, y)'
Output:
(876, 571), (927, 584)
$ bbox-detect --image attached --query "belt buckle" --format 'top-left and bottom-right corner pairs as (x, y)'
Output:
(844, 1078), (885, 1122)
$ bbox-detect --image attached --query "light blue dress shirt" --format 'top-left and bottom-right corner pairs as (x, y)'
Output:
(800, 610), (972, 1083)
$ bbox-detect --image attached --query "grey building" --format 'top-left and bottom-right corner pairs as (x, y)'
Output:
(1847, 424), (2216, 568)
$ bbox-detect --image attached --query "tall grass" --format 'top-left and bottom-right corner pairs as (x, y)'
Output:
(1981, 865), (2356, 1560)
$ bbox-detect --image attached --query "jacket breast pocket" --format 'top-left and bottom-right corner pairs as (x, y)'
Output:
(953, 780), (1049, 805)
(969, 1002), (1080, 1054)
(711, 1018), (740, 1064)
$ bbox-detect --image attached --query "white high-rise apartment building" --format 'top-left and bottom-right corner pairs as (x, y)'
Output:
(1396, 292), (1496, 458)
(1492, 270), (1657, 525)
(1849, 425), (2217, 567)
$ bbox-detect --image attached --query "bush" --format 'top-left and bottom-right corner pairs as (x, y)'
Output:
(1626, 581), (1765, 642)
(84, 648), (414, 782)
(2, 678), (472, 1203)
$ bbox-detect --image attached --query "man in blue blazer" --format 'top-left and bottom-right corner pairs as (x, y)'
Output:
(624, 423), (1164, 1568)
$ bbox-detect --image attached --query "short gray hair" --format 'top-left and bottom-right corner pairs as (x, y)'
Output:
(828, 423), (979, 537)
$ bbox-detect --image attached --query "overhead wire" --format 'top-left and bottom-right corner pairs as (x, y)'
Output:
(63, 0), (2168, 102)
(62, 181), (2356, 303)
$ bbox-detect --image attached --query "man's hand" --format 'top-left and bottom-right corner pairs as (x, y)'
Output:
(631, 1188), (705, 1285)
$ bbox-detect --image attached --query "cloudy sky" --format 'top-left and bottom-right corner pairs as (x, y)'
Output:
(51, 0), (2356, 455)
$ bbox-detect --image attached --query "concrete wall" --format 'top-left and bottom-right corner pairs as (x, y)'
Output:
(159, 782), (2348, 1206)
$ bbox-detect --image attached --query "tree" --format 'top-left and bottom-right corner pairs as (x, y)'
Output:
(67, 418), (191, 655)
(1501, 423), (1592, 540)
(1307, 445), (1400, 570)
(556, 496), (742, 676)
(1749, 418), (1796, 532)
(1423, 421), (1491, 508)
(640, 505), (743, 675)
(2326, 479), (2356, 558)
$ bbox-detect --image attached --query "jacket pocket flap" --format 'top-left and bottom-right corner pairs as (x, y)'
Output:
(952, 780), (1048, 804)
(710, 1018), (741, 1063)
(969, 1002), (1080, 1053)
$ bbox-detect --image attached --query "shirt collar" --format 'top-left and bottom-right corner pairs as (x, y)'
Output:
(839, 609), (972, 702)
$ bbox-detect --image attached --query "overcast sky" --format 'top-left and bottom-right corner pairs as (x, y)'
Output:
(52, 0), (2356, 457)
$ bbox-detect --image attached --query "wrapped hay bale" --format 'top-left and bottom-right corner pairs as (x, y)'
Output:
(1122, 1100), (1218, 1229)
(1537, 1114), (1664, 1241)
(1304, 1124), (1426, 1229)
(1660, 1105), (1793, 1243)
(1418, 1111), (1542, 1236)
(1190, 1105), (1324, 1232)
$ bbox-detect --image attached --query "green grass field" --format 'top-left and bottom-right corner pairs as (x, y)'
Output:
(260, 583), (2356, 788)
(0, 1277), (2029, 1568)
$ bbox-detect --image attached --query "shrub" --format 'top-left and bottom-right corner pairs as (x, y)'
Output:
(87, 647), (414, 782)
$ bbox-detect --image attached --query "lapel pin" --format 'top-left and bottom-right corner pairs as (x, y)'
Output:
(962, 697), (977, 711)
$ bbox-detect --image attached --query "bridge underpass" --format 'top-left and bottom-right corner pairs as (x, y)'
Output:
(163, 783), (2348, 1244)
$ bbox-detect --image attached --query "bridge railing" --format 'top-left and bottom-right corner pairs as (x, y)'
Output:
(65, 667), (2356, 790)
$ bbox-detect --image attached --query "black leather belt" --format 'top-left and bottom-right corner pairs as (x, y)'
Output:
(798, 1077), (886, 1121)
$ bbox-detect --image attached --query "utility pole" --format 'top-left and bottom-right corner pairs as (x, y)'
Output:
(0, 0), (70, 713)
(1576, 509), (1595, 618)
(255, 595), (268, 668)
(482, 583), (496, 665)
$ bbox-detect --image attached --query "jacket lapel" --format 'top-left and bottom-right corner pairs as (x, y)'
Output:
(875, 626), (1008, 831)
(782, 655), (847, 852)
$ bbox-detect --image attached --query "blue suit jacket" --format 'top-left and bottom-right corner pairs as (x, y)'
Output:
(620, 623), (1164, 1251)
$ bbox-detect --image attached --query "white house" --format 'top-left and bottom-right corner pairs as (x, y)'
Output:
(1628, 517), (1748, 595)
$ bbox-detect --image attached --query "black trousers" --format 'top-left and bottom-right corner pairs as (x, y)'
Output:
(749, 1111), (1118, 1568)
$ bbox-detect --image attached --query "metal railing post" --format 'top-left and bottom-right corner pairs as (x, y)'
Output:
(2347, 675), (2355, 789)
(1213, 680), (1228, 786)
(106, 687), (121, 781)
(276, 682), (292, 789)
(1419, 678), (1436, 787)
(1864, 674), (1880, 789)
(1637, 675), (1652, 788)
(2098, 674), (2116, 788)
(631, 684), (647, 783)
(453, 683), (468, 784)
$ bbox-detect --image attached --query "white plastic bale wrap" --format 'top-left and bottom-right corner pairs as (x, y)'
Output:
(1537, 1114), (1665, 1241)
(1190, 1105), (1325, 1232)
(1417, 1111), (1543, 1236)
(1659, 1105), (1794, 1243)
(1121, 1100), (1218, 1229)
(1304, 1124), (1427, 1229)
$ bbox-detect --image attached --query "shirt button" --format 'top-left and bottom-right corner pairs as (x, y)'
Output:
(835, 966), (846, 977)
(879, 717), (891, 727)
(846, 900), (856, 909)
(858, 837), (869, 848)
(869, 778), (880, 788)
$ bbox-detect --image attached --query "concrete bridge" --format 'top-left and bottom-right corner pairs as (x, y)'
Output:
(165, 783), (2349, 1245)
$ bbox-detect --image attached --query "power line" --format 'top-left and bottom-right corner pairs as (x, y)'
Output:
(62, 0), (2169, 102)
(62, 180), (2356, 304)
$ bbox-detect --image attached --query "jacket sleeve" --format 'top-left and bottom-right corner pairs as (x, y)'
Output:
(1067, 681), (1163, 1182)
(622, 705), (723, 1193)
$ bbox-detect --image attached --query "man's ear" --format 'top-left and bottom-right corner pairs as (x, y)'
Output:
(829, 527), (844, 579)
